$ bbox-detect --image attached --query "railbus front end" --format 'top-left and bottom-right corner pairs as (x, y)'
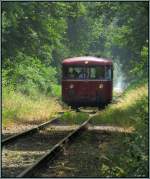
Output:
(61, 57), (113, 107)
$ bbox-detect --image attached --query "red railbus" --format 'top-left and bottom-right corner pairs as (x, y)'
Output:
(62, 56), (113, 107)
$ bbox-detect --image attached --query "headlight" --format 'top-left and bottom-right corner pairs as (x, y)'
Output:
(99, 84), (103, 89)
(70, 84), (74, 89)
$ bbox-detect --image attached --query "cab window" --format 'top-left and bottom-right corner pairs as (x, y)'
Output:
(63, 65), (112, 80)
(63, 66), (86, 79)
(89, 66), (105, 79)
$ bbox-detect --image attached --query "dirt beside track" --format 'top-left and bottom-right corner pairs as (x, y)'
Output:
(33, 130), (127, 177)
(2, 112), (134, 178)
(2, 126), (72, 177)
(2, 124), (39, 139)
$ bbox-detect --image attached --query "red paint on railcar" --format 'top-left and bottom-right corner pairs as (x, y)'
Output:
(62, 80), (112, 104)
(61, 56), (113, 107)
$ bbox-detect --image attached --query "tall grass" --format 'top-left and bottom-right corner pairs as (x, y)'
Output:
(92, 83), (148, 128)
(2, 87), (63, 127)
(92, 81), (148, 177)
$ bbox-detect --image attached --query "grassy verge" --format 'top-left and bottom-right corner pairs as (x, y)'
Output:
(2, 87), (63, 128)
(91, 81), (148, 177)
(92, 83), (148, 128)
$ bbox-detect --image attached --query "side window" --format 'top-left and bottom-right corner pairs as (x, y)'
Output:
(105, 66), (112, 80)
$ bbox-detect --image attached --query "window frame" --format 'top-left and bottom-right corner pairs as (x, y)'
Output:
(62, 65), (113, 80)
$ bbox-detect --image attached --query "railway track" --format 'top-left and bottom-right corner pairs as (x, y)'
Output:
(2, 101), (125, 177)
(2, 95), (124, 178)
(32, 130), (111, 177)
(24, 127), (133, 178)
(2, 112), (95, 178)
(17, 118), (91, 177)
(2, 117), (62, 146)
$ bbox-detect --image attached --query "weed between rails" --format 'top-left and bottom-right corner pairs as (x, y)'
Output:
(61, 111), (89, 125)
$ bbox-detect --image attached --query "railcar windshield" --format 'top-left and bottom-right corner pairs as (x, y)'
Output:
(63, 67), (85, 79)
(89, 66), (105, 79)
(63, 66), (112, 80)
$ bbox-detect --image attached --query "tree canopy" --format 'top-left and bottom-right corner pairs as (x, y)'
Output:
(2, 1), (148, 95)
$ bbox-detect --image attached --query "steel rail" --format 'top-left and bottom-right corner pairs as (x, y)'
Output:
(2, 117), (61, 146)
(17, 117), (91, 178)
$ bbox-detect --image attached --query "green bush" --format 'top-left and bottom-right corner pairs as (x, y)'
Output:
(51, 84), (61, 97)
(3, 52), (58, 96)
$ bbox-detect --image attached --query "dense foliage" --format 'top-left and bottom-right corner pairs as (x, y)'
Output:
(2, 2), (148, 177)
(2, 2), (148, 95)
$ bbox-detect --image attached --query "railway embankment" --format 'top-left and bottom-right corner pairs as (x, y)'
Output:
(2, 81), (148, 177)
(32, 82), (148, 177)
(89, 81), (148, 177)
(2, 89), (65, 137)
(33, 131), (129, 177)
(44, 81), (148, 177)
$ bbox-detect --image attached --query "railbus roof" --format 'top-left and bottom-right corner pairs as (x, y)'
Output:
(62, 56), (112, 65)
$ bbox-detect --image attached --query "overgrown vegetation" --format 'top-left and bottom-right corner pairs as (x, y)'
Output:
(92, 82), (148, 177)
(92, 83), (148, 127)
(2, 2), (148, 94)
(2, 1), (148, 125)
(2, 2), (148, 176)
(61, 111), (89, 124)
(2, 87), (63, 128)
